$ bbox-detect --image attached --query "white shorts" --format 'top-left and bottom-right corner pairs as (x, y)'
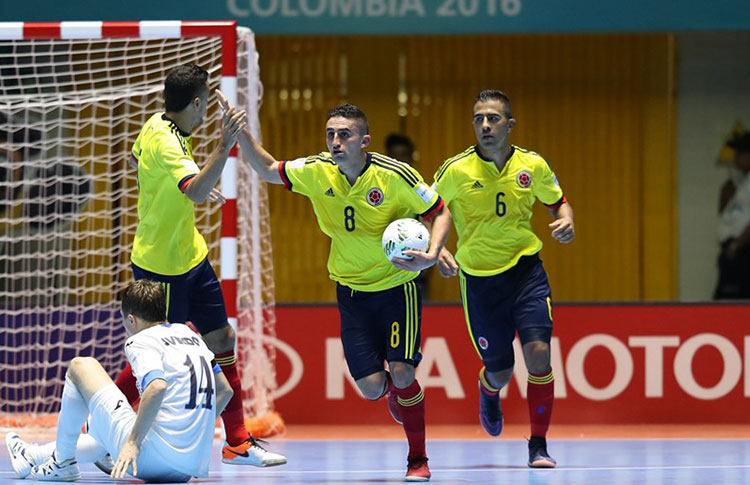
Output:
(88, 384), (192, 483)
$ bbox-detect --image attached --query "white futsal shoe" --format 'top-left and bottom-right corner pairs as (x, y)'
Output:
(94, 453), (115, 475)
(30, 451), (82, 482)
(6, 432), (35, 478)
(222, 437), (288, 467)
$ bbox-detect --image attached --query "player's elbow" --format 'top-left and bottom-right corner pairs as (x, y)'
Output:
(220, 387), (234, 403)
(145, 378), (168, 395)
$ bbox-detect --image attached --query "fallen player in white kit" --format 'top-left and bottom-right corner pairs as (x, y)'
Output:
(6, 279), (234, 482)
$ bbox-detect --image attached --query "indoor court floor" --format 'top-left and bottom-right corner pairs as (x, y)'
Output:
(2, 425), (748, 484)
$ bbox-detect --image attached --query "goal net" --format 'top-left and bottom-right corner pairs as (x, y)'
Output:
(0, 21), (282, 436)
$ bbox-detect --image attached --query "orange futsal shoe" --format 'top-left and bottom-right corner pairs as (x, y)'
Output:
(405, 456), (431, 482)
(222, 437), (287, 467)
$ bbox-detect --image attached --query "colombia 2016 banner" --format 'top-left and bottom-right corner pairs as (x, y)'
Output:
(271, 304), (750, 424)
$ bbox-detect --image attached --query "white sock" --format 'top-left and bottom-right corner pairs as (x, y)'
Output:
(55, 374), (89, 461)
(33, 434), (105, 465)
(75, 434), (107, 463)
(26, 442), (55, 465)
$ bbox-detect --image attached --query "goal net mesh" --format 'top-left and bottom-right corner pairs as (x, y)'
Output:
(0, 26), (281, 435)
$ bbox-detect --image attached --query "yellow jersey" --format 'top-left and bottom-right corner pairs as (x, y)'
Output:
(280, 152), (443, 292)
(130, 113), (208, 276)
(434, 145), (564, 277)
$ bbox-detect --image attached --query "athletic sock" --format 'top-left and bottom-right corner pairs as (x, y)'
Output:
(55, 375), (89, 461)
(114, 363), (140, 405)
(215, 352), (250, 446)
(527, 370), (555, 438)
(394, 380), (426, 459)
(479, 366), (500, 395)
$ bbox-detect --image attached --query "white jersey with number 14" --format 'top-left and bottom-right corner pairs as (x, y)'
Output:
(125, 323), (218, 478)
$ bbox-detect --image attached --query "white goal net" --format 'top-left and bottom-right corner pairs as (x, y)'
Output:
(0, 23), (281, 434)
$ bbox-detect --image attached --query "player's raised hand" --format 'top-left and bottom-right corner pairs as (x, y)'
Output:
(220, 106), (247, 152)
(215, 89), (235, 112)
(111, 441), (139, 478)
(392, 250), (438, 272)
(436, 248), (459, 278)
(549, 216), (575, 243)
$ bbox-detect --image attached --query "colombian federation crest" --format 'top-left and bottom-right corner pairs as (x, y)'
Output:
(517, 171), (532, 188)
(367, 187), (384, 206)
(478, 336), (489, 350)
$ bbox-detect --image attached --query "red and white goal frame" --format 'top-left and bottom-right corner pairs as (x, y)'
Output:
(0, 21), (281, 436)
(0, 20), (242, 323)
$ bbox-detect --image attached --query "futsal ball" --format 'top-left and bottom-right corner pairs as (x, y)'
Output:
(382, 218), (430, 261)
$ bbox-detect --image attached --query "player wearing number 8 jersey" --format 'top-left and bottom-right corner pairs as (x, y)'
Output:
(6, 280), (234, 482)
(221, 94), (452, 482)
(434, 90), (575, 469)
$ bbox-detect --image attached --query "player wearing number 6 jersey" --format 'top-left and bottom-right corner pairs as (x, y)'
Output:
(6, 280), (234, 482)
(434, 90), (575, 469)
(221, 93), (451, 482)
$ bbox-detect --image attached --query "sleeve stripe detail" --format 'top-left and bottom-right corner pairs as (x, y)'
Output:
(544, 195), (567, 209)
(178, 174), (196, 193)
(371, 160), (417, 186)
(130, 153), (138, 165)
(370, 161), (420, 187)
(140, 369), (166, 392)
(420, 197), (444, 221)
(279, 161), (293, 191)
(370, 154), (420, 185)
(305, 154), (334, 165)
(435, 147), (475, 182)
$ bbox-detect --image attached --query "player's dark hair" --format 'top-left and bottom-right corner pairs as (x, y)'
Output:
(120, 280), (167, 323)
(327, 103), (369, 134)
(385, 133), (414, 154)
(164, 64), (209, 113)
(474, 89), (513, 118)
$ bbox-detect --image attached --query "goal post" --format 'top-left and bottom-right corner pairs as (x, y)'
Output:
(0, 21), (282, 436)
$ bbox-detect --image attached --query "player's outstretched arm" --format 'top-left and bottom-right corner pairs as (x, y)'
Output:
(110, 378), (168, 478)
(216, 90), (283, 185)
(184, 103), (247, 204)
(214, 370), (233, 418)
(549, 202), (575, 244)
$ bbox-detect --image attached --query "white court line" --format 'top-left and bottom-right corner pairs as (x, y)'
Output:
(202, 464), (750, 475)
(2, 463), (750, 478)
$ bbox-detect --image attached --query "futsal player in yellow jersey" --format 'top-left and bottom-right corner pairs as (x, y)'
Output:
(220, 94), (451, 482)
(119, 64), (286, 468)
(434, 90), (575, 469)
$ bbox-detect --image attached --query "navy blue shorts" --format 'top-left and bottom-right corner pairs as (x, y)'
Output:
(131, 257), (229, 335)
(459, 254), (553, 372)
(337, 279), (423, 381)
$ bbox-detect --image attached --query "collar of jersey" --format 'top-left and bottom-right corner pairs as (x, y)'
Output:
(161, 113), (191, 137)
(337, 152), (372, 186)
(475, 144), (515, 163)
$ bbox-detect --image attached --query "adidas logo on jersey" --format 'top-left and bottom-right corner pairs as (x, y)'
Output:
(471, 180), (484, 189)
(325, 188), (335, 197)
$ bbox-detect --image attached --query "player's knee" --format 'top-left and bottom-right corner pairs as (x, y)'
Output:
(356, 373), (387, 400)
(523, 341), (551, 374)
(389, 362), (415, 389)
(68, 356), (95, 379)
